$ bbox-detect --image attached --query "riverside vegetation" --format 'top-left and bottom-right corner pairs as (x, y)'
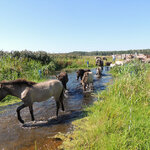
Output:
(0, 50), (99, 106)
(1, 50), (150, 149)
(59, 61), (150, 150)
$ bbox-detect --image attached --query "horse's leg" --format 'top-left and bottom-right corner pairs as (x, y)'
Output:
(88, 83), (90, 88)
(56, 101), (60, 117)
(60, 97), (64, 111)
(29, 105), (35, 121)
(64, 83), (67, 90)
(61, 101), (64, 111)
(16, 104), (27, 124)
(59, 90), (65, 111)
(83, 83), (86, 91)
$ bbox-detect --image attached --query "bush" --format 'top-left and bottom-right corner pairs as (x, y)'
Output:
(42, 61), (57, 76)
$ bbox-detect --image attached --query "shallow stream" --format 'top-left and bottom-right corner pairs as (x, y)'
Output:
(0, 67), (112, 150)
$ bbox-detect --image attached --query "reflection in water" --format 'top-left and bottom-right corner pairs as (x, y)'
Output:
(0, 67), (112, 150)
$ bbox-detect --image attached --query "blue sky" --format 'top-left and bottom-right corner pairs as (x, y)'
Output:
(0, 0), (150, 53)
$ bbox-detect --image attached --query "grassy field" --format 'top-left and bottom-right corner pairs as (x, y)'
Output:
(0, 54), (112, 106)
(59, 61), (150, 150)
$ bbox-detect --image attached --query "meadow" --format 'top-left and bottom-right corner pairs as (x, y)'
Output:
(59, 61), (150, 150)
(0, 52), (104, 106)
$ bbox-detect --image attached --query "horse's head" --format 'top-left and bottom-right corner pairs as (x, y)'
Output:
(0, 84), (8, 101)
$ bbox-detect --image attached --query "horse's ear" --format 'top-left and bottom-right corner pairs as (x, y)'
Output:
(55, 75), (58, 79)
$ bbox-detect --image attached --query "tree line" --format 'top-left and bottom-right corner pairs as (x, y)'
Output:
(68, 49), (150, 56)
(0, 49), (150, 61)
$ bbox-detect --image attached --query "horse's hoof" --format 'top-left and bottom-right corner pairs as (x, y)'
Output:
(20, 120), (24, 124)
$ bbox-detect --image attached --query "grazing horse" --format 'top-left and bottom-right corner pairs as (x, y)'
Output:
(0, 79), (64, 124)
(76, 69), (91, 80)
(56, 72), (69, 90)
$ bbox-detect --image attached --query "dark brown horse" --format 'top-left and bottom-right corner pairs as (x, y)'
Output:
(96, 59), (104, 70)
(76, 69), (91, 80)
(56, 72), (69, 90)
(0, 79), (64, 124)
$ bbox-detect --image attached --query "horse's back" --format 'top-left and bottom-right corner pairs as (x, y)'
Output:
(82, 72), (93, 83)
(26, 79), (63, 103)
(48, 80), (63, 95)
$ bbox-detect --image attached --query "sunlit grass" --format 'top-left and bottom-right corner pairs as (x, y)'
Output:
(0, 96), (21, 107)
(61, 61), (150, 150)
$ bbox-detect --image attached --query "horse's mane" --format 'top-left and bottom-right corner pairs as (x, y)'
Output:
(0, 79), (37, 86)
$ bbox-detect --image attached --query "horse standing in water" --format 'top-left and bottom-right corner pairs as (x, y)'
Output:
(96, 67), (102, 78)
(0, 79), (64, 124)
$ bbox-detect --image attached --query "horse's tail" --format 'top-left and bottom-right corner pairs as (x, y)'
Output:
(59, 87), (65, 111)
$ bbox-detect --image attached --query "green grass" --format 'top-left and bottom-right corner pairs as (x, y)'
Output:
(60, 61), (150, 150)
(54, 56), (97, 69)
(0, 96), (21, 107)
(0, 56), (43, 81)
(0, 55), (108, 106)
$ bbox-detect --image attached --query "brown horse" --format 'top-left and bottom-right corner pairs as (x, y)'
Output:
(96, 59), (104, 70)
(56, 72), (69, 90)
(81, 72), (94, 91)
(0, 79), (64, 124)
(96, 67), (102, 77)
(76, 69), (91, 80)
